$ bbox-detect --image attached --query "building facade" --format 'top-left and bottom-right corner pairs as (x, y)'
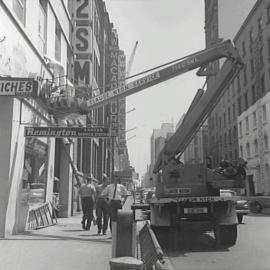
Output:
(205, 0), (270, 194)
(0, 0), (128, 237)
(0, 0), (74, 237)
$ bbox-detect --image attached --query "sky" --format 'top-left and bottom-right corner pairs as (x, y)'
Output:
(104, 0), (205, 178)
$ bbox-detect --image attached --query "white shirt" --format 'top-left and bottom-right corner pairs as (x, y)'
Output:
(101, 183), (128, 200)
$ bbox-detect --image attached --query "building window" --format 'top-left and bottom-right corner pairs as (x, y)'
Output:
(253, 111), (257, 128)
(228, 107), (231, 123)
(55, 20), (61, 61)
(245, 117), (249, 134)
(223, 112), (226, 127)
(258, 16), (263, 33)
(263, 104), (267, 122)
(250, 58), (255, 77)
(261, 74), (265, 95)
(249, 29), (253, 54)
(38, 0), (47, 54)
(254, 139), (258, 154)
(224, 132), (227, 148)
(239, 121), (242, 137)
(240, 145), (243, 158)
(267, 4), (270, 24)
(243, 65), (247, 85)
(268, 38), (270, 60)
(252, 84), (256, 104)
(237, 75), (241, 92)
(246, 142), (250, 157)
(229, 129), (232, 145)
(233, 125), (237, 139)
(244, 92), (248, 110)
(219, 117), (222, 129)
(13, 0), (26, 25)
(238, 97), (242, 115)
(233, 103), (236, 119)
(242, 40), (246, 57)
(264, 135), (269, 151)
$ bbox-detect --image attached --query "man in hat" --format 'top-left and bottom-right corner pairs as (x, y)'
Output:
(95, 173), (109, 235)
(78, 175), (96, 230)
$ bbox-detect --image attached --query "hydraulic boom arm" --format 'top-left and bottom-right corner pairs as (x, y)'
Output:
(153, 45), (243, 173)
(77, 40), (242, 112)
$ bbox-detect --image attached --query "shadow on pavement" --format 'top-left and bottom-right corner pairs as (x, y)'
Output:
(157, 232), (230, 257)
(4, 231), (112, 244)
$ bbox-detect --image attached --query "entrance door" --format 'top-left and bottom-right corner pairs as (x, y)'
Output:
(248, 175), (255, 196)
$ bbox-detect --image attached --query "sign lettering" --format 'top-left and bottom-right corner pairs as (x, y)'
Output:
(24, 127), (110, 138)
(0, 78), (38, 97)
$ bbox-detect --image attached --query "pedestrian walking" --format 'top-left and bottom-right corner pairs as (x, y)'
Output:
(101, 173), (128, 232)
(95, 173), (109, 235)
(78, 175), (96, 230)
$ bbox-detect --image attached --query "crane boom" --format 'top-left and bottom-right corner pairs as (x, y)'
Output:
(76, 40), (242, 112)
(153, 55), (243, 173)
(126, 41), (138, 76)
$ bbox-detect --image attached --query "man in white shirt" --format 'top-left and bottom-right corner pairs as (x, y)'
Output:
(101, 173), (128, 231)
(78, 176), (96, 230)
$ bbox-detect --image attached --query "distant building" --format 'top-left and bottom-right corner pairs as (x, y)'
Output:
(147, 123), (174, 187)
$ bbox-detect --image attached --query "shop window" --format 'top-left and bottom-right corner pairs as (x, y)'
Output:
(233, 125), (237, 140)
(252, 84), (256, 104)
(22, 138), (48, 205)
(13, 0), (26, 25)
(261, 74), (265, 95)
(240, 145), (243, 158)
(244, 92), (248, 110)
(243, 65), (247, 86)
(238, 97), (242, 115)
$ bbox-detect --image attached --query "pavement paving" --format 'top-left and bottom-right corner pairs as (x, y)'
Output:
(0, 212), (112, 270)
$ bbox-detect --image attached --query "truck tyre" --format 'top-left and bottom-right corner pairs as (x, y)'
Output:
(237, 214), (243, 224)
(214, 225), (237, 248)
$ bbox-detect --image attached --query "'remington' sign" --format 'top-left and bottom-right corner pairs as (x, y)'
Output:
(0, 77), (38, 97)
(24, 127), (110, 138)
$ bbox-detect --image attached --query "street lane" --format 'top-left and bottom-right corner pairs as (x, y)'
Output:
(161, 215), (270, 270)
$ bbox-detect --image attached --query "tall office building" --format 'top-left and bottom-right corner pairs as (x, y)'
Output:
(205, 0), (270, 195)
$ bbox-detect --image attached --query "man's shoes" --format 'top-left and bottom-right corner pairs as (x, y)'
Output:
(103, 231), (107, 235)
(81, 221), (85, 230)
(97, 230), (101, 235)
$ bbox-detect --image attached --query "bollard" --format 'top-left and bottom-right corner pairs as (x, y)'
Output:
(109, 257), (143, 270)
(112, 210), (136, 258)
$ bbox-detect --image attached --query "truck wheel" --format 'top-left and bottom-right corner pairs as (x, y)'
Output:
(214, 225), (237, 248)
(237, 214), (243, 224)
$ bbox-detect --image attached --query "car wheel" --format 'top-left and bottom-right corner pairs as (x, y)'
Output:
(237, 214), (243, 224)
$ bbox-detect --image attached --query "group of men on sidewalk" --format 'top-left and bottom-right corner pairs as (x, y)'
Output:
(78, 173), (128, 235)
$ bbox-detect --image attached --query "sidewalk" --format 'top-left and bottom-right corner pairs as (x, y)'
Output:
(0, 212), (112, 270)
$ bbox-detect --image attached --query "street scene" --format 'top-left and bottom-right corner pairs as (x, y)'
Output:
(1, 0), (270, 270)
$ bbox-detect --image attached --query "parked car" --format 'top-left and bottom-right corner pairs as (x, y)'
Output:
(248, 196), (270, 213)
(220, 189), (249, 224)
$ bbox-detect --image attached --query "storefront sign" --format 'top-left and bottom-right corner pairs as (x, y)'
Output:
(0, 77), (38, 97)
(24, 127), (110, 138)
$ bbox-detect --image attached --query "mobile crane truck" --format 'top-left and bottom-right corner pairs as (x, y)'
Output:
(54, 40), (243, 247)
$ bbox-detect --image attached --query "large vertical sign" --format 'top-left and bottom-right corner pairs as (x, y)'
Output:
(110, 30), (119, 136)
(74, 0), (92, 91)
(118, 51), (127, 152)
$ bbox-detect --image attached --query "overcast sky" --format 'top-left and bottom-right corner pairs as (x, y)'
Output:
(104, 0), (205, 178)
